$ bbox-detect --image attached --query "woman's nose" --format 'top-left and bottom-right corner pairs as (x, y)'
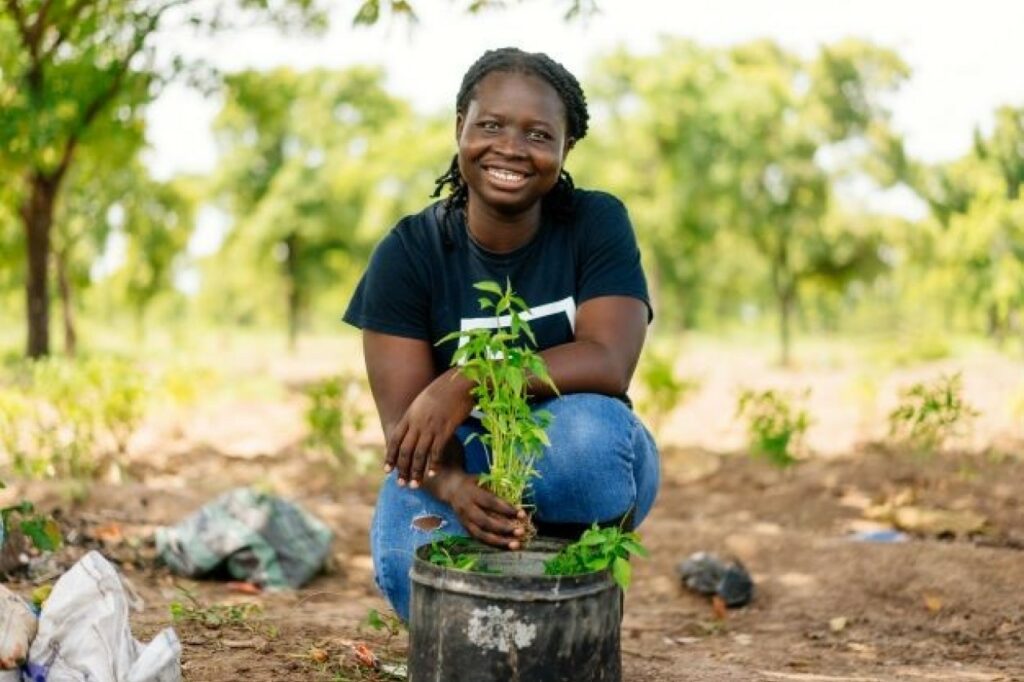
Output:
(493, 129), (527, 157)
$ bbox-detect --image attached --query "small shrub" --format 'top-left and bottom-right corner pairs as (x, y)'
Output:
(888, 372), (978, 453)
(544, 523), (649, 590)
(0, 356), (150, 479)
(303, 375), (367, 470)
(736, 388), (811, 468)
(438, 280), (556, 511)
(637, 350), (700, 438)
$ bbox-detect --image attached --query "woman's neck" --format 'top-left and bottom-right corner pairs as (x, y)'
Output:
(465, 200), (542, 254)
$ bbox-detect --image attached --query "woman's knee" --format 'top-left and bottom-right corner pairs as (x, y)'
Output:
(539, 393), (635, 465)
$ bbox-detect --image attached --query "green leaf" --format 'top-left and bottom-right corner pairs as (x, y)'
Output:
(473, 280), (503, 296)
(621, 538), (650, 558)
(611, 556), (632, 589)
(20, 518), (61, 552)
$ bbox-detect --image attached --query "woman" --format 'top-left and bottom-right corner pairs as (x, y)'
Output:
(344, 47), (659, 620)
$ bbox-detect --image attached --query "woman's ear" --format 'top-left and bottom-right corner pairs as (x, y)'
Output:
(455, 113), (464, 141)
(564, 137), (576, 156)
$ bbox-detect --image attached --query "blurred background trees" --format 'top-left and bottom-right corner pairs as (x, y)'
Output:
(1, 2), (1022, 365)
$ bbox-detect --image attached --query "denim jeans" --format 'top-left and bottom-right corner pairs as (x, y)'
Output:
(369, 393), (660, 621)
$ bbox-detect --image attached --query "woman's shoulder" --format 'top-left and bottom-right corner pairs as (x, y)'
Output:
(378, 201), (447, 253)
(569, 188), (628, 220)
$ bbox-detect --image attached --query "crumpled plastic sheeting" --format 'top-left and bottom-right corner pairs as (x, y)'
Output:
(24, 550), (181, 682)
(155, 487), (333, 589)
(0, 583), (37, 671)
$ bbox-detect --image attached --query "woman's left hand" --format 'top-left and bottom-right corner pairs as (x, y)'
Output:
(386, 368), (474, 488)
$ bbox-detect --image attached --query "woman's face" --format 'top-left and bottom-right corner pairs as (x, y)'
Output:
(456, 70), (572, 217)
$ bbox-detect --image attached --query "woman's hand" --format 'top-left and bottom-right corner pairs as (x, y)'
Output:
(386, 368), (474, 488)
(433, 469), (525, 549)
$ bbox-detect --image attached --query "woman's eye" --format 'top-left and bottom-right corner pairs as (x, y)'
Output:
(479, 121), (500, 131)
(527, 130), (551, 142)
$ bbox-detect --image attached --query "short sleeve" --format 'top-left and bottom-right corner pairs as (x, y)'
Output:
(576, 194), (653, 321)
(343, 228), (431, 340)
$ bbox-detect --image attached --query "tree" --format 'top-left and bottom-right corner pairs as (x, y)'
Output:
(904, 107), (1024, 344)
(1, 0), (596, 357)
(210, 66), (450, 346)
(581, 39), (908, 364)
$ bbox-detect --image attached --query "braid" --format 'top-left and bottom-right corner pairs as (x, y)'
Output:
(432, 47), (589, 218)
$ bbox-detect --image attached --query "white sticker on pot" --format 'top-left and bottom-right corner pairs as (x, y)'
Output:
(466, 606), (537, 653)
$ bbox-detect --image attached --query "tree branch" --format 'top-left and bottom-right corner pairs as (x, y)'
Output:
(40, 0), (92, 63)
(4, 0), (35, 57)
(28, 0), (54, 50)
(49, 0), (188, 183)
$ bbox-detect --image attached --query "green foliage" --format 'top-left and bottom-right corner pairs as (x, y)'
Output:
(425, 534), (482, 572)
(637, 349), (700, 438)
(543, 523), (649, 590)
(169, 586), (263, 629)
(303, 374), (367, 469)
(0, 496), (62, 553)
(0, 356), (149, 478)
(438, 280), (556, 507)
(579, 38), (907, 359)
(736, 388), (811, 467)
(888, 373), (979, 453)
(363, 608), (404, 638)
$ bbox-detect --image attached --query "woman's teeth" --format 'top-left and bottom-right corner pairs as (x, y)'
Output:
(487, 168), (525, 182)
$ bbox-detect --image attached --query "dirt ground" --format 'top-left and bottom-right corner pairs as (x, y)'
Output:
(3, 341), (1023, 681)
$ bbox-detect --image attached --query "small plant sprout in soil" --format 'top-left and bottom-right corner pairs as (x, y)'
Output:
(736, 387), (812, 468)
(438, 280), (557, 541)
(888, 372), (979, 454)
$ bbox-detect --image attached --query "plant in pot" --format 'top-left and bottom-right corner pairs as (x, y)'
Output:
(408, 280), (645, 682)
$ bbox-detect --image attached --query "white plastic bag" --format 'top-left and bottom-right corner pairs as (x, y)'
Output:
(26, 551), (180, 682)
(0, 583), (36, 671)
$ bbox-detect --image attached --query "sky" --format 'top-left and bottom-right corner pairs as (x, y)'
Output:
(146, 0), (1024, 183)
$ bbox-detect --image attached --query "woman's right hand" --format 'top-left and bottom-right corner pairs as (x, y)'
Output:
(434, 469), (525, 549)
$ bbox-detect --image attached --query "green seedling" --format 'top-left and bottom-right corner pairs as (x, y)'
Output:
(888, 372), (978, 454)
(637, 349), (700, 438)
(304, 374), (367, 470)
(426, 533), (484, 572)
(363, 608), (404, 639)
(438, 280), (557, 533)
(736, 388), (811, 468)
(169, 586), (263, 629)
(544, 522), (649, 590)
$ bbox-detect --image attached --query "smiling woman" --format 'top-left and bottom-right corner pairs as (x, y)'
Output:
(342, 47), (660, 621)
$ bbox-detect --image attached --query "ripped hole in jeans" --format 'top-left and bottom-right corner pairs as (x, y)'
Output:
(412, 514), (444, 532)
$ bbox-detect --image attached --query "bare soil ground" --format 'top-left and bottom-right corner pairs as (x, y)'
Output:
(3, 341), (1023, 681)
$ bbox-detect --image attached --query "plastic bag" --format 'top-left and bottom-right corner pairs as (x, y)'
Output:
(0, 583), (36, 670)
(24, 550), (181, 682)
(156, 487), (333, 589)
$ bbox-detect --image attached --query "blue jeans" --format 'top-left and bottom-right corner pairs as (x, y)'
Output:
(369, 393), (661, 621)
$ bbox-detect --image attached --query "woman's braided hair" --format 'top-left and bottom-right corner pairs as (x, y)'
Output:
(431, 47), (590, 221)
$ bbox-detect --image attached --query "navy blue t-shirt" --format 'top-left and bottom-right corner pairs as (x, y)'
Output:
(343, 189), (651, 374)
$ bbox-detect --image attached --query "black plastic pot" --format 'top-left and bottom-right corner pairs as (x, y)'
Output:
(408, 538), (621, 682)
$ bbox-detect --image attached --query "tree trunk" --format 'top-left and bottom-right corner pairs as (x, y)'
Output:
(769, 245), (796, 368)
(21, 172), (59, 359)
(284, 233), (300, 353)
(779, 287), (794, 368)
(55, 247), (77, 357)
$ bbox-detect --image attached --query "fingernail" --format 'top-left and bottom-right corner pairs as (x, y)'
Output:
(384, 464), (392, 473)
(397, 478), (406, 487)
(509, 541), (520, 550)
(513, 528), (523, 536)
(409, 480), (420, 489)
(427, 469), (437, 477)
